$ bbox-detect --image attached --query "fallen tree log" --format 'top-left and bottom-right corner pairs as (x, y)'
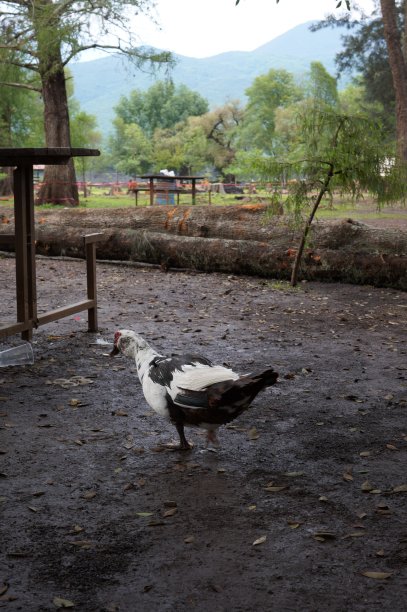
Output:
(0, 204), (406, 289)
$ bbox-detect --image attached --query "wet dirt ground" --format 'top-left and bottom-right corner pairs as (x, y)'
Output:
(0, 255), (406, 611)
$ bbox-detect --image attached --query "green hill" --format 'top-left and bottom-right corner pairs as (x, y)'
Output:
(69, 21), (349, 135)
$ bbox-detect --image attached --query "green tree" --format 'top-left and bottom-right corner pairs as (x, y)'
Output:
(0, 66), (42, 147)
(151, 125), (186, 173)
(0, 50), (43, 193)
(307, 61), (339, 107)
(152, 119), (210, 174)
(108, 117), (153, 176)
(0, 0), (171, 205)
(339, 80), (387, 130)
(314, 1), (407, 160)
(232, 63), (340, 176)
(314, 4), (396, 137)
(115, 81), (209, 138)
(380, 0), (407, 160)
(241, 69), (300, 153)
(190, 101), (244, 179)
(242, 0), (407, 160)
(69, 100), (101, 195)
(248, 107), (405, 285)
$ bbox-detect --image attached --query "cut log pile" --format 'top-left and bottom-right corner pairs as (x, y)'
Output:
(0, 204), (406, 289)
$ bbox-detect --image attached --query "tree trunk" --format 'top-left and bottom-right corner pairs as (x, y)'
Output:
(0, 167), (13, 196)
(380, 0), (407, 160)
(35, 52), (79, 206)
(0, 205), (406, 289)
(290, 172), (332, 286)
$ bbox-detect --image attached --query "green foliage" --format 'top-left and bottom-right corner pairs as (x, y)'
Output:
(109, 80), (210, 174)
(242, 105), (406, 284)
(107, 117), (153, 175)
(110, 88), (243, 176)
(0, 0), (171, 75)
(231, 63), (342, 178)
(313, 3), (397, 137)
(70, 22), (350, 133)
(241, 69), (301, 153)
(0, 0), (171, 164)
(0, 52), (43, 146)
(114, 81), (209, 138)
(69, 99), (102, 180)
(256, 107), (404, 204)
(307, 61), (339, 107)
(192, 102), (244, 177)
(151, 119), (209, 174)
(69, 96), (101, 150)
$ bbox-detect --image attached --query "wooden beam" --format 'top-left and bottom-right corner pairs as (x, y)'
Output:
(0, 321), (29, 338)
(0, 235), (15, 245)
(37, 300), (95, 326)
(84, 233), (104, 245)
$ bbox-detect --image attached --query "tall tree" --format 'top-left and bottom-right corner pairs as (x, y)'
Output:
(307, 61), (339, 107)
(244, 106), (405, 285)
(115, 81), (209, 138)
(69, 101), (101, 195)
(331, 7), (395, 123)
(380, 0), (407, 160)
(241, 68), (300, 154)
(190, 101), (244, 179)
(0, 47), (43, 194)
(315, 2), (399, 139)
(0, 0), (171, 204)
(152, 119), (210, 174)
(107, 117), (153, 176)
(241, 1), (407, 159)
(313, 1), (407, 160)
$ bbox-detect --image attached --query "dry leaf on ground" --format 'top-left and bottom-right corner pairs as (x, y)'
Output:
(82, 490), (97, 500)
(361, 571), (392, 580)
(253, 535), (267, 546)
(163, 508), (178, 518)
(184, 536), (195, 544)
(53, 596), (75, 608)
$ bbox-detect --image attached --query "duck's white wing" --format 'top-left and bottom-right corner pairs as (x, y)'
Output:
(171, 363), (238, 392)
(147, 354), (238, 401)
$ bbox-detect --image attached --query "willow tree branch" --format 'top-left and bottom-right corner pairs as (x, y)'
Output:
(0, 80), (41, 93)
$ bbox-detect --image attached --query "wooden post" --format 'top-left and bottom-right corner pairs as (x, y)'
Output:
(14, 165), (37, 340)
(149, 178), (154, 207)
(84, 233), (102, 332)
(191, 178), (196, 205)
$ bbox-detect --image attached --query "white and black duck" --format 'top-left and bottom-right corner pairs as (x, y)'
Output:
(110, 329), (278, 450)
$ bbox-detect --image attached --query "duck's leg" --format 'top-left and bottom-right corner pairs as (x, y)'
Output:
(206, 429), (220, 448)
(175, 422), (191, 450)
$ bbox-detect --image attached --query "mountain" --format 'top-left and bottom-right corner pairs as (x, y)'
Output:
(69, 21), (348, 135)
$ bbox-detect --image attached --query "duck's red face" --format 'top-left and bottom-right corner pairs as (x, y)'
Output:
(110, 330), (122, 356)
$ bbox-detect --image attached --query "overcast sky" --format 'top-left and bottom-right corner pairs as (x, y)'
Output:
(135, 0), (375, 58)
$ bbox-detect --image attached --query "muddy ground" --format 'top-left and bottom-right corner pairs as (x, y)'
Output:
(0, 254), (406, 611)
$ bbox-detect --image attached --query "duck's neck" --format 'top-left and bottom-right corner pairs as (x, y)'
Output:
(134, 343), (161, 383)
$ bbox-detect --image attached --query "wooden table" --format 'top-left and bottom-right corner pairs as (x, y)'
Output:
(141, 175), (204, 206)
(0, 147), (101, 341)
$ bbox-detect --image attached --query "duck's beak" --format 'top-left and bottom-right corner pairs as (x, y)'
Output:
(110, 344), (120, 357)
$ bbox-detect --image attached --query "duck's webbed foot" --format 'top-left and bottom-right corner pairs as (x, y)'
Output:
(175, 422), (192, 451)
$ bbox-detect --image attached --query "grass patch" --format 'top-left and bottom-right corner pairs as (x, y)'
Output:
(262, 280), (303, 292)
(0, 189), (405, 223)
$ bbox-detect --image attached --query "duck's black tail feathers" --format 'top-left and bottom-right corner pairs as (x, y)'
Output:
(174, 368), (278, 412)
(218, 368), (278, 406)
